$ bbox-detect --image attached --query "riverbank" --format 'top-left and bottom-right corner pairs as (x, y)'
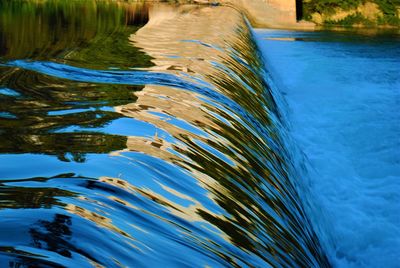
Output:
(303, 0), (400, 28)
(190, 0), (400, 30)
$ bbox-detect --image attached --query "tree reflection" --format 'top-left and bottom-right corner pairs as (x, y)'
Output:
(0, 0), (154, 161)
(27, 214), (99, 266)
(0, 0), (152, 68)
(30, 214), (73, 258)
(0, 186), (74, 210)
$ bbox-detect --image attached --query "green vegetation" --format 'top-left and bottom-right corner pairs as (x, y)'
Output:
(375, 0), (400, 25)
(304, 0), (364, 16)
(325, 12), (374, 27)
(304, 0), (365, 14)
(303, 0), (400, 26)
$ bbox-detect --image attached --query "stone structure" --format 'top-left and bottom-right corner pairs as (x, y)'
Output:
(195, 0), (314, 29)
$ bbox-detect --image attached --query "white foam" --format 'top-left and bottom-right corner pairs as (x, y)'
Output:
(255, 29), (400, 267)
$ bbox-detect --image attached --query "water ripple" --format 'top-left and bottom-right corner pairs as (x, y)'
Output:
(0, 2), (330, 267)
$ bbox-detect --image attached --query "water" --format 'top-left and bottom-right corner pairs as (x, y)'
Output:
(255, 30), (400, 267)
(0, 2), (331, 267)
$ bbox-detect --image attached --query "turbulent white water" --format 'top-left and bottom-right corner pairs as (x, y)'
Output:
(255, 29), (400, 267)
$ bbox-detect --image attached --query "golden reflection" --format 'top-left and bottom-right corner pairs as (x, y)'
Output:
(99, 176), (221, 223)
(113, 84), (242, 171)
(131, 4), (241, 76)
(98, 175), (233, 244)
(117, 85), (216, 130)
(65, 203), (133, 240)
(111, 4), (330, 267)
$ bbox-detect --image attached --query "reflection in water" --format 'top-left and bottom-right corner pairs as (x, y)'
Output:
(0, 69), (138, 161)
(1, 2), (330, 268)
(0, 0), (151, 162)
(0, 0), (151, 68)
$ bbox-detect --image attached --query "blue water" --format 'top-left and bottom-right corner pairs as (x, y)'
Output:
(3, 1), (397, 267)
(0, 2), (330, 267)
(255, 29), (400, 267)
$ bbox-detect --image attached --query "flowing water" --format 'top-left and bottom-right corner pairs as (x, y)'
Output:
(1, 1), (397, 268)
(255, 30), (400, 267)
(0, 2), (330, 267)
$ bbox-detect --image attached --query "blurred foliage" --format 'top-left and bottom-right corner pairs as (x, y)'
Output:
(304, 0), (365, 15)
(0, 0), (153, 68)
(325, 12), (374, 27)
(375, 0), (400, 25)
(303, 0), (400, 26)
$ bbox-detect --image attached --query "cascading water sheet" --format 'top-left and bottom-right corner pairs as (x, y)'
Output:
(0, 2), (330, 267)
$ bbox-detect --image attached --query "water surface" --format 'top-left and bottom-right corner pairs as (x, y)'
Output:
(0, 2), (330, 267)
(256, 29), (400, 267)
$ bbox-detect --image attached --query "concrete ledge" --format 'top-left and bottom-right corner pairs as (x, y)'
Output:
(193, 0), (316, 29)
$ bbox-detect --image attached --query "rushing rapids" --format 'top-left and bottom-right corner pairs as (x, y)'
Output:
(0, 2), (331, 267)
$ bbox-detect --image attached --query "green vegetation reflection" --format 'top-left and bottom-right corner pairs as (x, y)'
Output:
(0, 0), (154, 161)
(0, 0), (153, 69)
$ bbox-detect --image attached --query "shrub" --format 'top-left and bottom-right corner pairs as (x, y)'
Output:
(302, 0), (400, 26)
